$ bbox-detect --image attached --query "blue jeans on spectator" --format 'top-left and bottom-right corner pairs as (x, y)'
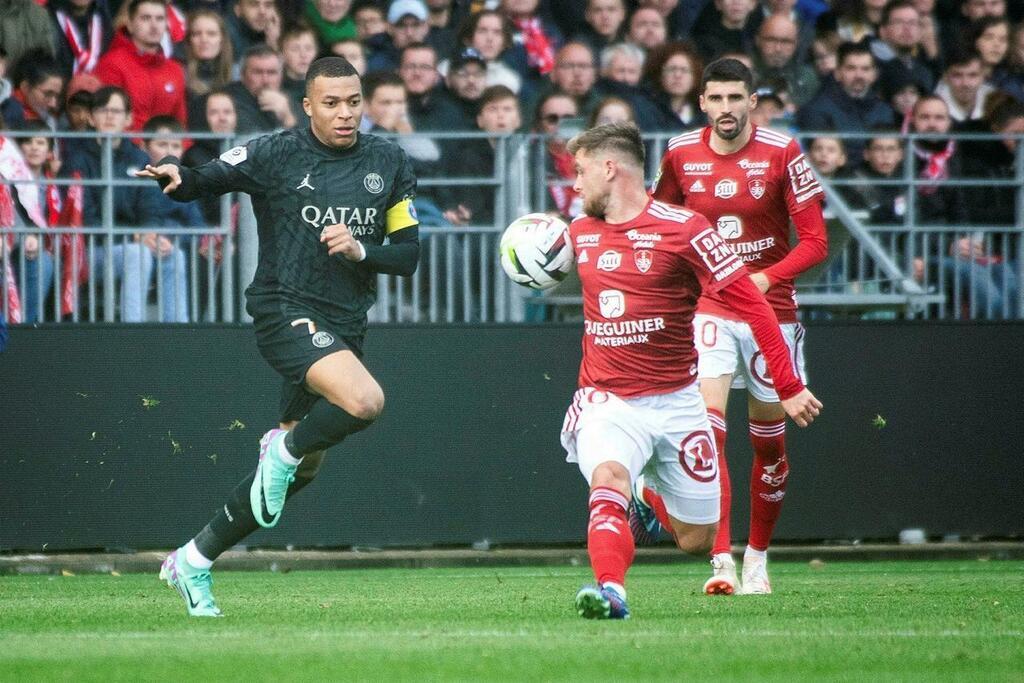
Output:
(93, 242), (189, 322)
(21, 250), (54, 322)
(942, 257), (1019, 319)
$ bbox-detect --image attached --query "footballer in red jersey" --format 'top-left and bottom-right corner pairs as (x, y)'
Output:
(646, 58), (829, 597)
(560, 122), (821, 620)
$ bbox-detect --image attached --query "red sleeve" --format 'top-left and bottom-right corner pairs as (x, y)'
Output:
(783, 141), (824, 214)
(718, 275), (805, 400)
(93, 57), (123, 87)
(683, 220), (747, 292)
(651, 149), (685, 204)
(761, 203), (829, 285)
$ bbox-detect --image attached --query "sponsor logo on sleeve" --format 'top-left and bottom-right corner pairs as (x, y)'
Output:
(787, 154), (821, 199)
(690, 228), (743, 282)
(714, 178), (737, 199)
(220, 146), (248, 166)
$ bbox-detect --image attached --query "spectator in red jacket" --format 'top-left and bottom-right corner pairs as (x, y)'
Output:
(94, 0), (186, 131)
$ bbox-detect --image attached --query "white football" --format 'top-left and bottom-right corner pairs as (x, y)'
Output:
(499, 213), (574, 291)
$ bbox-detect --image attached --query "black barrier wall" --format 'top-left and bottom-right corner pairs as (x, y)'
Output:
(1, 323), (1021, 551)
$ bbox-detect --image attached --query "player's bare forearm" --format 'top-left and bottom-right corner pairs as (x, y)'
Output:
(780, 388), (823, 427)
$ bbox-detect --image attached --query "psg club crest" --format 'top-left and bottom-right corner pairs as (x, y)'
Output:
(748, 179), (766, 200)
(363, 173), (384, 194)
(634, 249), (653, 273)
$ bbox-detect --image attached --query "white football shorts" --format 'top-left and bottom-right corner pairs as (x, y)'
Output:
(693, 314), (807, 403)
(561, 384), (720, 525)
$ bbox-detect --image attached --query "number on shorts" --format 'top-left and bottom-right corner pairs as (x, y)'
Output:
(678, 432), (718, 483)
(700, 320), (718, 348)
(291, 318), (317, 335)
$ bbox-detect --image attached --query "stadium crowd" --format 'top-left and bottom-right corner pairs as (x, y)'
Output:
(1, 0), (1023, 322)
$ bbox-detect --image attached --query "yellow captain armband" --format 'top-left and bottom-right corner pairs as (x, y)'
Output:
(385, 198), (419, 234)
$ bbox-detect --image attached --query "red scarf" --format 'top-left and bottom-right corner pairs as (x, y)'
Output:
(161, 3), (187, 57)
(53, 173), (88, 317)
(12, 90), (42, 122)
(548, 145), (580, 217)
(55, 10), (104, 74)
(913, 140), (955, 196)
(0, 185), (22, 324)
(514, 17), (555, 76)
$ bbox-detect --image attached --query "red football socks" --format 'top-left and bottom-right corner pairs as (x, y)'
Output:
(708, 409), (731, 556)
(748, 419), (788, 552)
(587, 487), (634, 587)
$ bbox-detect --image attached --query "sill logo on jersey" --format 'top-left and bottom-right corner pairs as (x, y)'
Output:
(714, 179), (737, 199)
(597, 250), (622, 272)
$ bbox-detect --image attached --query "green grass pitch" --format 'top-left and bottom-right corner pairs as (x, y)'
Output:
(1, 560), (1021, 681)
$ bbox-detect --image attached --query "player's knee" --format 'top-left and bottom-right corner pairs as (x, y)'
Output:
(345, 388), (385, 421)
(673, 525), (716, 556)
(589, 462), (631, 496)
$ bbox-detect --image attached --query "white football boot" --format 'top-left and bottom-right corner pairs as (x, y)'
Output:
(702, 552), (739, 595)
(740, 552), (772, 595)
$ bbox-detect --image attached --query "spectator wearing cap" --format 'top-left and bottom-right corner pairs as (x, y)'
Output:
(440, 46), (488, 130)
(440, 10), (524, 94)
(398, 42), (461, 131)
(752, 13), (818, 106)
(60, 72), (101, 159)
(303, 0), (356, 48)
(750, 88), (788, 129)
(225, 44), (297, 133)
(870, 1), (937, 99)
(95, 0), (187, 131)
(366, 0), (440, 73)
(1, 51), (65, 130)
(48, 0), (114, 79)
(0, 0), (56, 67)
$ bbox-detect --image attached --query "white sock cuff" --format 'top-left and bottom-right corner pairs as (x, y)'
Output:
(184, 539), (214, 570)
(744, 546), (768, 561)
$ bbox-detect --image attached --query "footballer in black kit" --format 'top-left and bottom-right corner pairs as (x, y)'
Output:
(138, 56), (419, 617)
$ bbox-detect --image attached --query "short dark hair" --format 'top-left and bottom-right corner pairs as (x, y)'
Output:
(881, 0), (918, 26)
(11, 49), (63, 90)
(362, 71), (404, 101)
(945, 46), (983, 70)
(567, 122), (645, 168)
(67, 89), (94, 110)
(456, 10), (512, 55)
(480, 84), (517, 108)
(701, 58), (754, 94)
(836, 41), (875, 68)
(280, 25), (318, 48)
(127, 0), (165, 18)
(92, 86), (131, 113)
(241, 43), (281, 69)
(142, 115), (185, 134)
(15, 120), (54, 150)
(305, 56), (360, 94)
(988, 98), (1024, 130)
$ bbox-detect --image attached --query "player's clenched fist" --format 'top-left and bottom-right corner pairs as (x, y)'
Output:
(135, 164), (182, 194)
(320, 223), (365, 261)
(780, 388), (823, 428)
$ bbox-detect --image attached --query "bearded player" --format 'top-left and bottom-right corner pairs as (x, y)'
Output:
(562, 122), (822, 619)
(644, 58), (828, 596)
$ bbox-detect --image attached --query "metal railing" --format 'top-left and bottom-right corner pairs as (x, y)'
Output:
(2, 129), (1022, 324)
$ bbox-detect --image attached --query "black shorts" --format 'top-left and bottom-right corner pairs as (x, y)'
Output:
(252, 306), (365, 423)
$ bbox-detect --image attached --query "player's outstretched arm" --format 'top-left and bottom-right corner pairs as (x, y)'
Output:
(758, 205), (828, 288)
(135, 163), (182, 194)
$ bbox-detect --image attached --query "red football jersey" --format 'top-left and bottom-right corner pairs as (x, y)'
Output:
(570, 199), (748, 398)
(652, 125), (825, 323)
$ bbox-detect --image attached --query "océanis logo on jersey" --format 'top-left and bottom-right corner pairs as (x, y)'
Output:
(625, 229), (662, 249)
(739, 159), (770, 177)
